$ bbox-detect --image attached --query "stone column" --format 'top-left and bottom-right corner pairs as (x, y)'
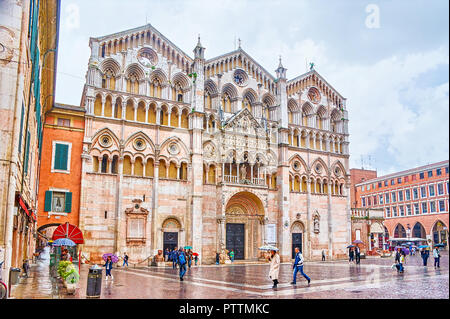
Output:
(151, 161), (159, 254)
(277, 128), (291, 262)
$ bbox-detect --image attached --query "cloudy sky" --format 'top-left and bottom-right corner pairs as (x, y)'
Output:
(55, 0), (449, 176)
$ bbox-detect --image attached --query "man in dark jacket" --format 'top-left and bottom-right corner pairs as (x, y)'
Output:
(291, 247), (310, 286)
(355, 246), (361, 264)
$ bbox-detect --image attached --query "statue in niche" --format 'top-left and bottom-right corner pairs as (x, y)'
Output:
(313, 217), (320, 233)
(240, 164), (247, 180)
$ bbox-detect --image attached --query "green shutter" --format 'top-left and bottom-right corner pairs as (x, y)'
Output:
(54, 143), (69, 170)
(65, 192), (72, 213)
(18, 103), (24, 154)
(44, 191), (52, 212)
(24, 131), (30, 175)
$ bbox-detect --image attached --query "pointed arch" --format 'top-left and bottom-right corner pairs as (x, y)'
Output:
(90, 127), (120, 151)
(302, 102), (314, 116)
(171, 72), (190, 90)
(99, 57), (121, 76)
(309, 157), (329, 176)
(288, 98), (299, 112)
(149, 68), (168, 84)
(125, 63), (145, 80)
(123, 131), (156, 154)
(204, 79), (218, 95)
(222, 83), (238, 99)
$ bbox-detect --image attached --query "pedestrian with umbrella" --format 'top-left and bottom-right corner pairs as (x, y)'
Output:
(347, 245), (355, 263)
(420, 246), (430, 266)
(433, 245), (441, 268)
(268, 248), (280, 289)
(193, 253), (199, 266)
(353, 240), (362, 264)
(103, 254), (119, 280)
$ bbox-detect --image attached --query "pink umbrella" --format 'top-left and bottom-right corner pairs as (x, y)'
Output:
(102, 253), (119, 263)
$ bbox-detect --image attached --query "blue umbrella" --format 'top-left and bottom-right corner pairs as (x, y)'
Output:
(434, 243), (445, 248)
(52, 238), (76, 247)
(418, 245), (428, 249)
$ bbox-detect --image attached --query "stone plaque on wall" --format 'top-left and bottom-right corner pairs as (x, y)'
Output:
(266, 224), (277, 244)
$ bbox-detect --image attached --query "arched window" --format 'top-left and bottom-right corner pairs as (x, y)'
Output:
(111, 155), (118, 174)
(101, 155), (108, 173)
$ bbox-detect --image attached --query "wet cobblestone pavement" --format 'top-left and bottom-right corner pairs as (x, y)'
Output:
(10, 252), (448, 299)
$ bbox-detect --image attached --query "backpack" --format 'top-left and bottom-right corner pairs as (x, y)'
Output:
(178, 253), (186, 265)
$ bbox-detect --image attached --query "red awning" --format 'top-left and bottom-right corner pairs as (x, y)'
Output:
(52, 222), (84, 244)
(18, 196), (30, 216)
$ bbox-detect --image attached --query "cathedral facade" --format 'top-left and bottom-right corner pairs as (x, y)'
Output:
(78, 24), (351, 264)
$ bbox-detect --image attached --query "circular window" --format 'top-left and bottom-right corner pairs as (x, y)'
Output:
(293, 161), (301, 171)
(307, 87), (321, 104)
(133, 138), (146, 151)
(99, 135), (112, 147)
(233, 69), (248, 87)
(168, 143), (179, 155)
(315, 164), (322, 174)
(137, 47), (158, 68)
(334, 167), (341, 176)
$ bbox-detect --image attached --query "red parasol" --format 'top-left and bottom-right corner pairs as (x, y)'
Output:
(52, 222), (84, 244)
(192, 253), (199, 256)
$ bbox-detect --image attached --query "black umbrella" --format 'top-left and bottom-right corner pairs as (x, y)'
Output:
(434, 243), (445, 247)
(347, 245), (355, 248)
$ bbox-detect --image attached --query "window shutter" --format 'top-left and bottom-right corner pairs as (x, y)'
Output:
(24, 131), (30, 175)
(18, 104), (24, 154)
(44, 191), (52, 212)
(64, 192), (72, 213)
(54, 143), (69, 170)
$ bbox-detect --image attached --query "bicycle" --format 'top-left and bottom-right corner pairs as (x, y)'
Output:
(0, 261), (7, 299)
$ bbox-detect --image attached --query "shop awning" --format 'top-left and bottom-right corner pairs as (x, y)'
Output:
(17, 194), (36, 221)
(52, 222), (84, 244)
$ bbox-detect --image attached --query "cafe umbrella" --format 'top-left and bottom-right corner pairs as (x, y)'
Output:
(52, 238), (76, 247)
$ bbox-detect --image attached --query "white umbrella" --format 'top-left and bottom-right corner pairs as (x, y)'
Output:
(259, 245), (279, 251)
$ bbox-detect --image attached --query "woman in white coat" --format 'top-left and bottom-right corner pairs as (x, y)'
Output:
(268, 249), (280, 288)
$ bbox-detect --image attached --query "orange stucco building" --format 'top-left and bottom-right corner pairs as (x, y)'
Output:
(36, 104), (85, 243)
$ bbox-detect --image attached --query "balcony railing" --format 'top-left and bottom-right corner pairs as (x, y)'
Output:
(223, 175), (266, 187)
(351, 208), (384, 219)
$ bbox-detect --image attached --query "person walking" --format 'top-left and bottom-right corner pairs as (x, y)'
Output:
(321, 250), (326, 261)
(22, 259), (30, 278)
(291, 247), (311, 286)
(122, 253), (129, 267)
(394, 248), (401, 264)
(349, 248), (354, 263)
(187, 250), (193, 268)
(194, 254), (198, 266)
(433, 246), (441, 268)
(421, 247), (430, 266)
(177, 248), (187, 281)
(103, 256), (114, 280)
(355, 245), (361, 264)
(215, 252), (220, 265)
(268, 249), (280, 288)
(398, 251), (406, 273)
(164, 248), (169, 262)
(230, 249), (235, 263)
(172, 248), (178, 269)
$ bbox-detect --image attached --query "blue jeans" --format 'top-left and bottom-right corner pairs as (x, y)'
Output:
(105, 269), (112, 276)
(172, 260), (177, 269)
(399, 263), (404, 272)
(188, 259), (191, 268)
(179, 263), (186, 278)
(293, 265), (310, 283)
(123, 260), (128, 267)
(231, 256), (234, 262)
(434, 257), (440, 267)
